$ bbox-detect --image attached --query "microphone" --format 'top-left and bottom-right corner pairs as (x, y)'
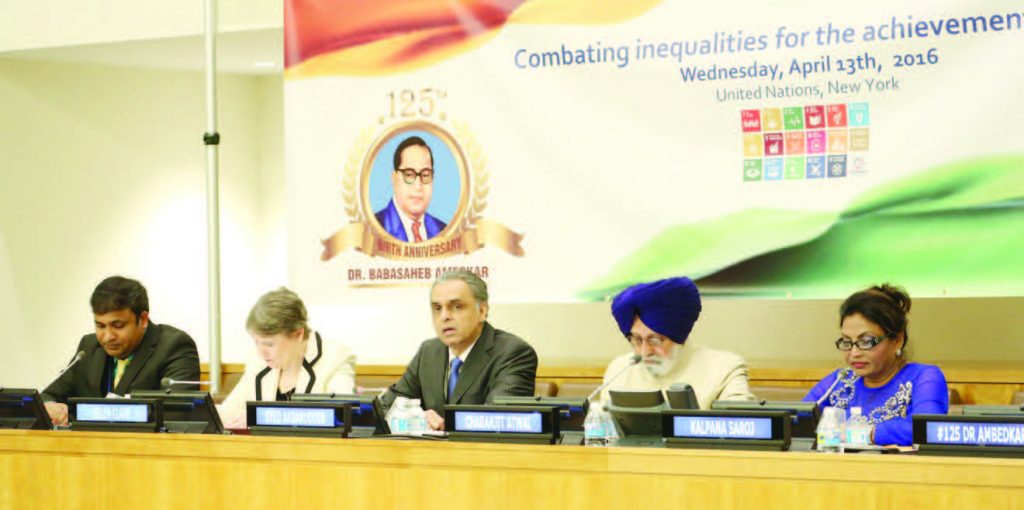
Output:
(57, 351), (86, 378)
(161, 377), (212, 388)
(45, 351), (85, 389)
(816, 368), (851, 406)
(587, 354), (643, 403)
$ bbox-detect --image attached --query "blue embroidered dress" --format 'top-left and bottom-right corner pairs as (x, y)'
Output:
(802, 362), (949, 446)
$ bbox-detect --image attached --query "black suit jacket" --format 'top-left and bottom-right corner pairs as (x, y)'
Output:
(383, 322), (537, 415)
(42, 322), (200, 403)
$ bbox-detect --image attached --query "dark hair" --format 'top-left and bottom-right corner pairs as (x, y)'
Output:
(840, 283), (911, 351)
(393, 136), (433, 170)
(90, 276), (149, 320)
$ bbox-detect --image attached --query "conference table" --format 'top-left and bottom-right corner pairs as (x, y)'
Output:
(2, 429), (1022, 509)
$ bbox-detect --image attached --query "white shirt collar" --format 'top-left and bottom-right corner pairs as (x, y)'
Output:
(448, 339), (476, 365)
(394, 204), (426, 242)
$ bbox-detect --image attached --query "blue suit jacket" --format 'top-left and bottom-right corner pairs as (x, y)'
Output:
(374, 199), (447, 242)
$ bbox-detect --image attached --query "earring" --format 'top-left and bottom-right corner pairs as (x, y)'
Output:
(896, 349), (904, 357)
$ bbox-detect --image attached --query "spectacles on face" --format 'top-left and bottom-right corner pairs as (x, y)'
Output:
(627, 334), (668, 348)
(835, 334), (889, 351)
(396, 168), (434, 185)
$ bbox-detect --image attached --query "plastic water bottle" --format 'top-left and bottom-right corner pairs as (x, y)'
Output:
(816, 406), (846, 453)
(386, 397), (428, 436)
(846, 407), (871, 446)
(385, 397), (409, 432)
(603, 411), (620, 447)
(405, 399), (428, 436)
(583, 406), (611, 446)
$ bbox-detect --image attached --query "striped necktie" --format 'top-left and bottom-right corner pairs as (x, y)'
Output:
(113, 358), (130, 388)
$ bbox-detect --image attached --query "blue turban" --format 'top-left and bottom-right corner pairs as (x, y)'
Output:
(611, 277), (702, 344)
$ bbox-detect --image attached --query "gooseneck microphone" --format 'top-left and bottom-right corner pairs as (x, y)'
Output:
(57, 351), (86, 378)
(586, 354), (643, 403)
(816, 368), (851, 406)
(44, 351), (85, 390)
(161, 377), (212, 388)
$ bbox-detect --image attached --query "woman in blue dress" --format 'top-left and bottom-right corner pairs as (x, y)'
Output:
(803, 284), (949, 446)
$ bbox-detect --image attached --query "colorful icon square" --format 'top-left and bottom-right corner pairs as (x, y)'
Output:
(827, 155), (847, 178)
(849, 128), (869, 151)
(806, 130), (826, 154)
(764, 158), (784, 180)
(784, 132), (805, 154)
(743, 133), (764, 157)
(848, 103), (870, 127)
(826, 104), (848, 127)
(741, 110), (762, 132)
(763, 133), (784, 157)
(743, 160), (763, 181)
(806, 156), (826, 179)
(804, 105), (825, 129)
(762, 108), (783, 131)
(783, 107), (805, 130)
(785, 157), (805, 180)
(827, 129), (848, 153)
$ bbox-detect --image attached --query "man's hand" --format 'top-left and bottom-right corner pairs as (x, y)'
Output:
(424, 409), (445, 431)
(43, 402), (68, 426)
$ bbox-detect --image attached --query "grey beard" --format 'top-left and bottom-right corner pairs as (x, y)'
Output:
(642, 354), (676, 377)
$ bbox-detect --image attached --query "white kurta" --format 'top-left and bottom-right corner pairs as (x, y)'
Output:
(599, 343), (755, 410)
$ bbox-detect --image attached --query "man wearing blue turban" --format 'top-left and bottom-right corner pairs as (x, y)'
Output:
(600, 277), (754, 409)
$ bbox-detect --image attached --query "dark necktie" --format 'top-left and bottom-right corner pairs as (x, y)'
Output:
(448, 357), (463, 402)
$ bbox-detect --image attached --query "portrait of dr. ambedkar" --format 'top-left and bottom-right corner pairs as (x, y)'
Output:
(374, 136), (448, 243)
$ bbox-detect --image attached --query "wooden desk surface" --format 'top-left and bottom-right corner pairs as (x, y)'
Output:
(2, 430), (1024, 509)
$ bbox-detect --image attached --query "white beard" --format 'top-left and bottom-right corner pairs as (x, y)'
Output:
(642, 349), (678, 377)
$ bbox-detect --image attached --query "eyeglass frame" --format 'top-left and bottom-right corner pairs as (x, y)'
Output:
(395, 167), (435, 185)
(626, 334), (671, 349)
(834, 334), (891, 351)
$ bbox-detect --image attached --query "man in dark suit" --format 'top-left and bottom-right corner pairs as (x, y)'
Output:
(383, 270), (537, 430)
(41, 276), (200, 426)
(374, 136), (447, 243)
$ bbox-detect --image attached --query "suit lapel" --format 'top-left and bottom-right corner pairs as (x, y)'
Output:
(425, 340), (448, 405)
(114, 324), (157, 394)
(296, 334), (322, 394)
(382, 201), (408, 242)
(451, 323), (495, 404)
(85, 344), (108, 396)
(424, 214), (446, 238)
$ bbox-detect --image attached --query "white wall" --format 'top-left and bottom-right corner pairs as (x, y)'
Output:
(0, 0), (282, 53)
(0, 58), (284, 388)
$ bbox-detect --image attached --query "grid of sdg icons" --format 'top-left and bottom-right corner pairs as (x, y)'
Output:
(740, 103), (870, 182)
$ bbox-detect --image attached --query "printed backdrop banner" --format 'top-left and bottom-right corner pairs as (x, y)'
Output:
(285, 0), (1024, 305)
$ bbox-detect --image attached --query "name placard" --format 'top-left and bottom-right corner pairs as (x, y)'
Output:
(915, 414), (1024, 458)
(671, 415), (774, 440)
(254, 406), (337, 428)
(246, 401), (352, 438)
(76, 402), (150, 423)
(926, 421), (1024, 447)
(662, 409), (790, 451)
(445, 405), (558, 444)
(453, 410), (544, 434)
(69, 397), (162, 433)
